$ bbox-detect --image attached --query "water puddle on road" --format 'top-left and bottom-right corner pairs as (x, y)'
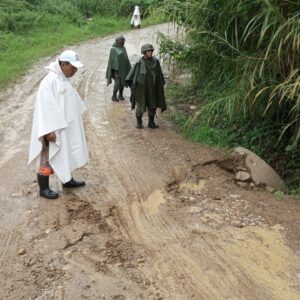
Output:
(179, 179), (206, 191)
(142, 190), (166, 215)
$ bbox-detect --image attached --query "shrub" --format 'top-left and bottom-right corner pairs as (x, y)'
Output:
(159, 0), (300, 187)
(39, 0), (85, 25)
(0, 0), (33, 12)
(0, 11), (41, 33)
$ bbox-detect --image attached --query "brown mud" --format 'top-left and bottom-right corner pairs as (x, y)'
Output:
(0, 24), (299, 300)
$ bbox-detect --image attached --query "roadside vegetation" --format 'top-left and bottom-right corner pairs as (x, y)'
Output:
(0, 0), (162, 89)
(156, 0), (300, 193)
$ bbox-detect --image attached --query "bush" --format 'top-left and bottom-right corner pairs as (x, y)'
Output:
(0, 0), (33, 12)
(160, 0), (300, 188)
(0, 11), (42, 33)
(39, 0), (85, 25)
(72, 0), (120, 17)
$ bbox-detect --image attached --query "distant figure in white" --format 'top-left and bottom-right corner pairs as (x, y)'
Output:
(130, 5), (141, 29)
(28, 50), (89, 200)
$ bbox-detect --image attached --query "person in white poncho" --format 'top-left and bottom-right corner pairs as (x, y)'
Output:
(28, 50), (89, 199)
(130, 5), (141, 28)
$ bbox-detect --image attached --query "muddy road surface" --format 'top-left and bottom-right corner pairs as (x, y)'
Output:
(0, 24), (300, 300)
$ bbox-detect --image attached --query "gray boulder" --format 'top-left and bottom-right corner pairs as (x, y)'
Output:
(234, 147), (287, 192)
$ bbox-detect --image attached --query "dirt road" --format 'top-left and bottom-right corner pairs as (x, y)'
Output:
(0, 24), (299, 300)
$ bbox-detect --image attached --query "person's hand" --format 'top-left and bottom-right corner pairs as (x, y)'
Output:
(45, 132), (56, 143)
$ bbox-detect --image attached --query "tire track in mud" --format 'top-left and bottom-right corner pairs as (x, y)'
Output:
(73, 26), (299, 300)
(0, 24), (299, 299)
(65, 24), (300, 300)
(71, 25), (202, 299)
(79, 26), (300, 299)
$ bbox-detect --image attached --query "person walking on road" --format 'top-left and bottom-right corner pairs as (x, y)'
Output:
(28, 50), (89, 199)
(126, 43), (166, 129)
(130, 5), (141, 29)
(106, 36), (131, 102)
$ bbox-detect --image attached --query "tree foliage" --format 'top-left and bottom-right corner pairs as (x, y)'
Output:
(0, 0), (158, 33)
(158, 0), (300, 185)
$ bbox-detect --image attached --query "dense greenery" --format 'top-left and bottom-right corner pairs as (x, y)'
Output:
(117, 0), (159, 17)
(158, 0), (300, 190)
(0, 0), (162, 89)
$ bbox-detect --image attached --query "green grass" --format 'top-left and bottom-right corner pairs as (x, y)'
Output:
(0, 14), (163, 90)
(167, 111), (231, 148)
(166, 83), (231, 148)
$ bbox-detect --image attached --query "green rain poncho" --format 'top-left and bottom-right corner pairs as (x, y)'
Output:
(125, 56), (166, 112)
(106, 43), (131, 86)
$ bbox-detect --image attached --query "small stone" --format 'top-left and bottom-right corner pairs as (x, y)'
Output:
(235, 171), (251, 182)
(236, 167), (248, 171)
(12, 192), (23, 197)
(64, 251), (72, 258)
(190, 105), (197, 110)
(266, 186), (275, 193)
(190, 206), (202, 214)
(138, 258), (145, 263)
(18, 248), (26, 255)
(229, 194), (241, 199)
(231, 221), (244, 228)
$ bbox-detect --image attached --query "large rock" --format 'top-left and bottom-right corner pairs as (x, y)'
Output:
(234, 147), (287, 192)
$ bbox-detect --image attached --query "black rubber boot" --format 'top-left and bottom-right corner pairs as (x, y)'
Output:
(63, 178), (86, 188)
(136, 116), (143, 129)
(37, 174), (59, 200)
(148, 116), (159, 128)
(118, 88), (125, 100)
(112, 91), (119, 102)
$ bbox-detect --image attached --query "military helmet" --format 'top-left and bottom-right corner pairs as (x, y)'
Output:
(115, 36), (125, 43)
(141, 43), (154, 54)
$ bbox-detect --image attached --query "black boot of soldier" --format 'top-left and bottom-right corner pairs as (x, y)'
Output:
(118, 88), (125, 100)
(136, 116), (143, 129)
(63, 178), (86, 188)
(37, 174), (59, 199)
(148, 116), (159, 128)
(112, 90), (119, 102)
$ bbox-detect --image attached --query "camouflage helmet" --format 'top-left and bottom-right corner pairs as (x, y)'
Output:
(141, 43), (154, 54)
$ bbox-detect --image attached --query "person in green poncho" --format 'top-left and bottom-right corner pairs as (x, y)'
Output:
(106, 36), (131, 102)
(126, 44), (166, 129)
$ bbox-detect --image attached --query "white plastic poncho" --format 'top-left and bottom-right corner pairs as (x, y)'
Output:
(130, 5), (141, 27)
(28, 60), (89, 183)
